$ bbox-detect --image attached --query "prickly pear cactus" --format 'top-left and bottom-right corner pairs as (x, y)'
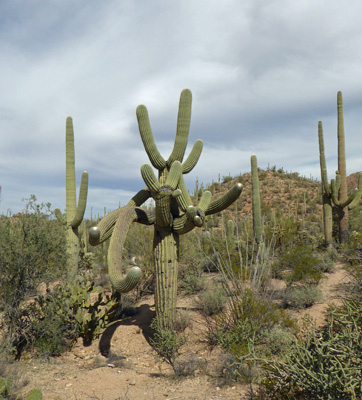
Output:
(55, 117), (88, 279)
(91, 89), (243, 329)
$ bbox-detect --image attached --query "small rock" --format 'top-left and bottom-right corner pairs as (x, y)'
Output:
(129, 380), (136, 386)
(66, 383), (73, 388)
(107, 363), (115, 368)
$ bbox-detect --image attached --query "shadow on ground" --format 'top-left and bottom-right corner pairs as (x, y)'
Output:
(99, 303), (156, 356)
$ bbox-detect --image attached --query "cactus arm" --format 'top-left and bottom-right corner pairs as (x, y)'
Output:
(127, 188), (151, 207)
(54, 208), (66, 224)
(167, 89), (192, 166)
(205, 183), (243, 215)
(182, 139), (203, 174)
(175, 175), (193, 212)
(335, 172), (341, 193)
(198, 190), (212, 212)
(70, 171), (88, 229)
(172, 214), (195, 235)
(164, 161), (182, 190)
(318, 121), (331, 196)
(65, 116), (76, 220)
(348, 174), (362, 209)
(330, 179), (340, 206)
(136, 105), (166, 170)
(172, 190), (211, 234)
(108, 207), (143, 293)
(89, 207), (155, 246)
(141, 164), (161, 193)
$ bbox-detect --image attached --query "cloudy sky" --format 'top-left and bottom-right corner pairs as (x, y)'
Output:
(1, 0), (362, 218)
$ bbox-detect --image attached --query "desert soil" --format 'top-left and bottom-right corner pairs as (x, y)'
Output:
(16, 263), (350, 400)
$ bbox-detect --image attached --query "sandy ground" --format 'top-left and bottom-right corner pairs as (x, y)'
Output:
(15, 263), (350, 400)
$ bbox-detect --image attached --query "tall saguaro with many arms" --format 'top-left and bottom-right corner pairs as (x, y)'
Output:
(55, 117), (88, 279)
(89, 89), (243, 329)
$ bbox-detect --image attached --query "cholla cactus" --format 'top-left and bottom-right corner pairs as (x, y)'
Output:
(55, 117), (88, 279)
(90, 89), (242, 329)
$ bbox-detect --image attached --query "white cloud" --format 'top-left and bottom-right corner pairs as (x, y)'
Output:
(1, 1), (362, 217)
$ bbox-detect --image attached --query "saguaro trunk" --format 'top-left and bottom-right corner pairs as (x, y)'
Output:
(153, 227), (179, 330)
(337, 92), (349, 243)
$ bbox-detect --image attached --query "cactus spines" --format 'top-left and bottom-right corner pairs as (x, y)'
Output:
(251, 155), (262, 243)
(90, 89), (242, 329)
(318, 92), (362, 244)
(55, 117), (88, 279)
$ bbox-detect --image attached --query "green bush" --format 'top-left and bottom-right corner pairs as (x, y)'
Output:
(0, 196), (68, 357)
(196, 286), (228, 316)
(179, 270), (206, 295)
(274, 244), (324, 286)
(281, 286), (323, 309)
(4, 274), (122, 358)
(150, 318), (187, 373)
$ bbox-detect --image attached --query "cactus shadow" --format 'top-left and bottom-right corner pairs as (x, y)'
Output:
(99, 303), (156, 356)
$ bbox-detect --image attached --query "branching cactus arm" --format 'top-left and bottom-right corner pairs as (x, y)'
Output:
(108, 207), (142, 293)
(167, 88), (192, 166)
(181, 139), (203, 174)
(136, 105), (166, 170)
(348, 174), (362, 209)
(70, 171), (88, 229)
(205, 183), (243, 215)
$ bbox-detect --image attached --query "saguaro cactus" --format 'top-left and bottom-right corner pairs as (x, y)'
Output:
(318, 92), (362, 244)
(251, 155), (262, 243)
(90, 89), (243, 329)
(55, 117), (88, 279)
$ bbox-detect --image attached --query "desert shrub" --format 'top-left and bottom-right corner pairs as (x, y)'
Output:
(258, 327), (295, 358)
(196, 286), (228, 316)
(0, 196), (68, 357)
(150, 318), (187, 373)
(255, 300), (362, 400)
(4, 274), (123, 358)
(173, 355), (206, 378)
(281, 286), (323, 309)
(212, 290), (296, 356)
(0, 362), (42, 400)
(179, 270), (206, 295)
(222, 175), (233, 184)
(0, 196), (67, 310)
(174, 310), (192, 333)
(273, 244), (324, 286)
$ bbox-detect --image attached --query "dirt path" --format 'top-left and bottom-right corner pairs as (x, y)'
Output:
(292, 262), (351, 327)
